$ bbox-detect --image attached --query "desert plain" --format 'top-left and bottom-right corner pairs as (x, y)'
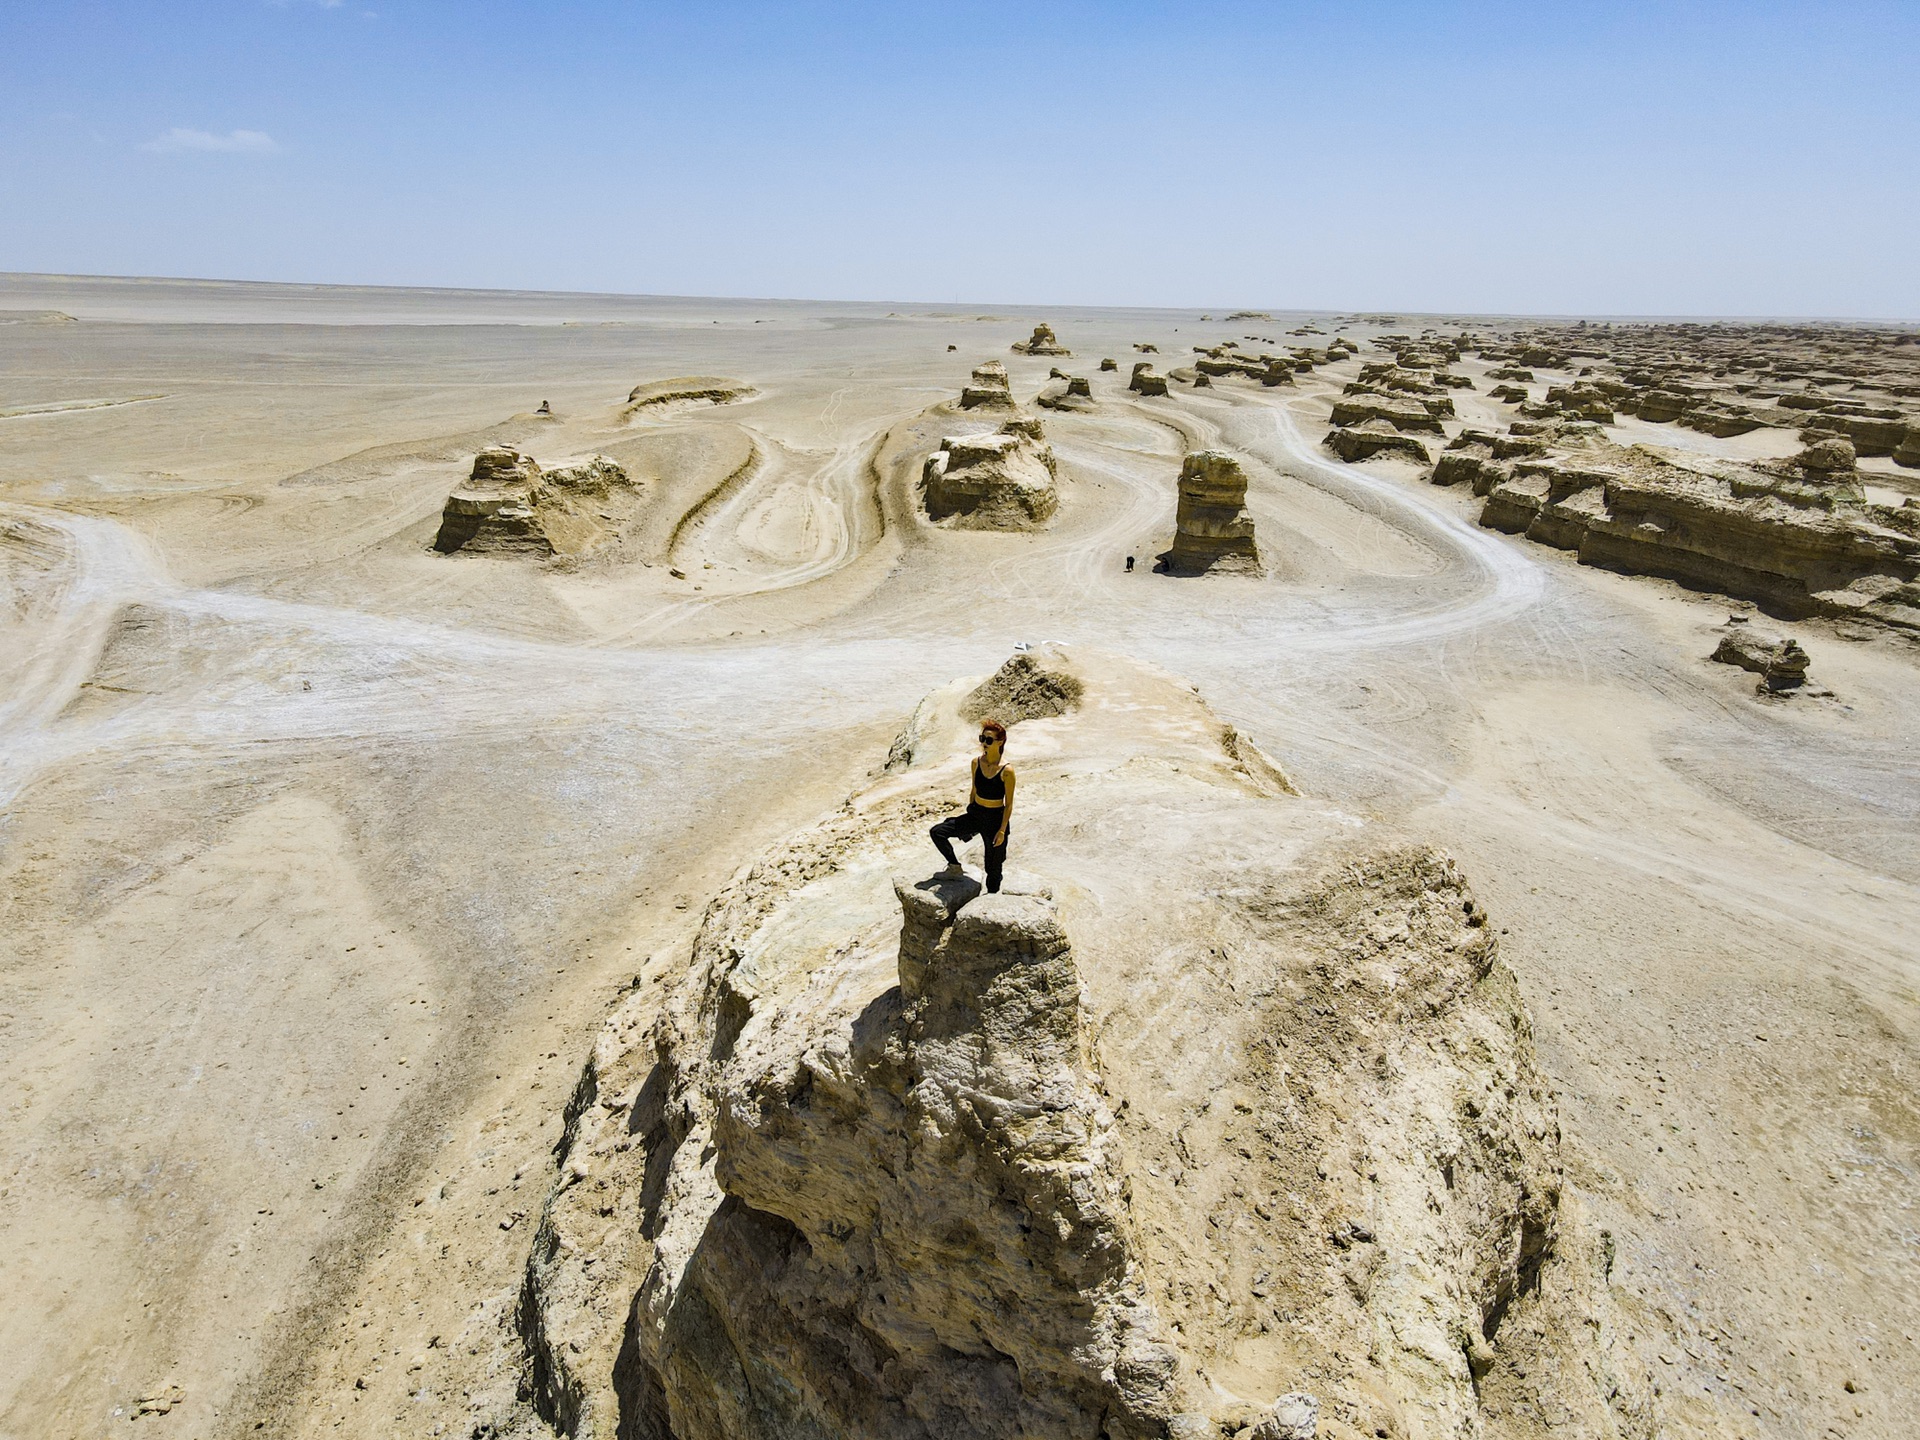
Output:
(1, 273), (1917, 1440)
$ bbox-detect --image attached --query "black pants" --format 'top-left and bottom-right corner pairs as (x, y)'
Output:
(931, 805), (1008, 892)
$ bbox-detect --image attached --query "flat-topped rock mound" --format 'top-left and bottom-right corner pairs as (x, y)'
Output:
(622, 376), (756, 413)
(432, 445), (641, 558)
(921, 416), (1059, 528)
(1325, 419), (1431, 465)
(959, 359), (1015, 409)
(516, 647), (1660, 1440)
(1129, 361), (1168, 396)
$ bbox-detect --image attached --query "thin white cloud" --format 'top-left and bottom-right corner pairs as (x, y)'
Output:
(141, 128), (280, 155)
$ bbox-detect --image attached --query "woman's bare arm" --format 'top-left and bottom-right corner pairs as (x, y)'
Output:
(996, 769), (1015, 844)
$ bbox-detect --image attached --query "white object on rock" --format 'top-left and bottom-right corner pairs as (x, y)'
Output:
(1252, 1392), (1319, 1440)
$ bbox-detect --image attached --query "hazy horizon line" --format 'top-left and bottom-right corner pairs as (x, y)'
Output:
(4, 270), (1917, 329)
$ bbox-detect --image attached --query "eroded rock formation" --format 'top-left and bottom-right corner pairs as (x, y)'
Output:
(1129, 362), (1168, 397)
(516, 649), (1658, 1440)
(1325, 421), (1431, 465)
(432, 447), (639, 557)
(1465, 431), (1920, 633)
(1037, 374), (1095, 411)
(1013, 323), (1071, 356)
(1167, 450), (1261, 575)
(623, 377), (756, 413)
(1329, 394), (1447, 435)
(1711, 616), (1812, 691)
(960, 360), (1015, 410)
(959, 645), (1086, 725)
(921, 418), (1059, 528)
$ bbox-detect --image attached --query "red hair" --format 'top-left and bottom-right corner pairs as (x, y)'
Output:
(979, 719), (1007, 745)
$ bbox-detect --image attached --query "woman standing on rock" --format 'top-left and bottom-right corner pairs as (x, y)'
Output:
(932, 719), (1015, 893)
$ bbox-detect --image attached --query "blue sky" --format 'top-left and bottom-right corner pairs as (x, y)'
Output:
(2, 2), (1916, 316)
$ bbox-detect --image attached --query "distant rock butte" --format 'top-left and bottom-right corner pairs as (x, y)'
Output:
(922, 417), (1059, 528)
(1167, 450), (1262, 576)
(432, 446), (639, 557)
(959, 359), (1015, 410)
(623, 376), (755, 412)
(1012, 322), (1071, 356)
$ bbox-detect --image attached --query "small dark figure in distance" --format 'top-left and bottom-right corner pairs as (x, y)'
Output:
(1125, 555), (1135, 572)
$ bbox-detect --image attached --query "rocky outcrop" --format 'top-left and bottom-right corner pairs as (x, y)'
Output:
(1793, 437), (1857, 474)
(1013, 323), (1071, 356)
(922, 418), (1059, 528)
(1329, 395), (1446, 434)
(1711, 617), (1812, 691)
(1129, 363), (1168, 397)
(432, 447), (639, 557)
(1430, 440), (1514, 494)
(1471, 434), (1920, 633)
(1037, 375), (1094, 412)
(623, 377), (755, 413)
(515, 648), (1658, 1440)
(960, 360), (1015, 410)
(681, 877), (1176, 1439)
(1166, 450), (1261, 576)
(1823, 413), (1909, 457)
(1325, 422), (1431, 465)
(960, 645), (1085, 725)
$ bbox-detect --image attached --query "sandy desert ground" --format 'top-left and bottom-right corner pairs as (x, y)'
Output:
(1, 275), (1916, 1440)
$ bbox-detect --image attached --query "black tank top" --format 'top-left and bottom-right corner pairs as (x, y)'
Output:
(972, 759), (1006, 804)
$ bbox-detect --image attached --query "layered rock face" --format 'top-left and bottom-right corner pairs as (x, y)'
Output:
(1325, 421), (1432, 465)
(1129, 362), (1168, 396)
(1329, 394), (1447, 435)
(921, 419), (1059, 528)
(516, 649), (1656, 1440)
(1013, 322), (1071, 356)
(1464, 433), (1920, 632)
(432, 446), (639, 557)
(663, 877), (1178, 1440)
(960, 360), (1015, 409)
(1167, 450), (1261, 575)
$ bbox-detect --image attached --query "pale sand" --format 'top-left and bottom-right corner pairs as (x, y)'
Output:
(2, 274), (1915, 1438)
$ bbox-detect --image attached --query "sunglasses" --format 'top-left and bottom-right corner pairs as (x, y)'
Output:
(978, 735), (998, 744)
